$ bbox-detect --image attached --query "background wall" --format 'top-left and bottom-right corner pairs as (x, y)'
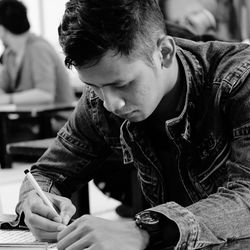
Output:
(21, 0), (68, 51)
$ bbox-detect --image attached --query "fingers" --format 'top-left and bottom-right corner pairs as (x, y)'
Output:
(29, 191), (75, 224)
(57, 215), (93, 248)
(57, 218), (77, 241)
(51, 195), (76, 225)
(23, 191), (67, 242)
(26, 212), (66, 232)
(31, 200), (62, 223)
(57, 229), (91, 250)
(31, 228), (62, 242)
(57, 237), (91, 250)
(24, 209), (65, 242)
(23, 190), (78, 243)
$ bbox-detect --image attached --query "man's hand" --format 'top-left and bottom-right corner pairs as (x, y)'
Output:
(57, 214), (149, 250)
(23, 190), (76, 242)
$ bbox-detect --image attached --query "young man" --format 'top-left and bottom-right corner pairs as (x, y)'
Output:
(17, 0), (250, 249)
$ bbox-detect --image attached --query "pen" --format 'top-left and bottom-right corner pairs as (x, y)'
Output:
(24, 169), (60, 217)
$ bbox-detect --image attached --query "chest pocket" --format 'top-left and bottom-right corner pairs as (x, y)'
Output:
(188, 134), (230, 197)
(134, 160), (162, 206)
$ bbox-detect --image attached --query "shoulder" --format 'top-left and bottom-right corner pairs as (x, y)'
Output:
(26, 33), (56, 56)
(175, 37), (250, 58)
(176, 38), (250, 83)
(213, 44), (250, 93)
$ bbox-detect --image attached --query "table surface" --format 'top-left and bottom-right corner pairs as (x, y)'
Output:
(0, 102), (76, 168)
(0, 102), (76, 115)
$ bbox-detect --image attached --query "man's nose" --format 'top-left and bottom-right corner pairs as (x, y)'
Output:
(101, 88), (125, 113)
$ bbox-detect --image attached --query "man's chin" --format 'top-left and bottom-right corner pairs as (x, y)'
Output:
(116, 110), (149, 122)
(126, 113), (148, 123)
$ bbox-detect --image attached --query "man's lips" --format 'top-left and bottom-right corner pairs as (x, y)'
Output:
(116, 111), (134, 118)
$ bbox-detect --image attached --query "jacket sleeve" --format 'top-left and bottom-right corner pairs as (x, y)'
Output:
(148, 74), (250, 249)
(16, 92), (112, 219)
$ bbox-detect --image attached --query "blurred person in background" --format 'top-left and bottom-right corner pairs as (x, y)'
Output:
(158, 0), (248, 42)
(158, 0), (218, 38)
(0, 0), (74, 106)
(0, 0), (74, 139)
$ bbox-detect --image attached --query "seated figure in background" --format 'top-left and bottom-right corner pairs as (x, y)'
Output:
(158, 0), (248, 42)
(0, 0), (74, 106)
(0, 0), (75, 139)
(158, 0), (218, 38)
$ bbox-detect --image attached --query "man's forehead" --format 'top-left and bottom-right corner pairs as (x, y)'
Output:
(76, 53), (142, 86)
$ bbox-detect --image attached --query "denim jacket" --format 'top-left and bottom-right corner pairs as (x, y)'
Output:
(17, 38), (250, 249)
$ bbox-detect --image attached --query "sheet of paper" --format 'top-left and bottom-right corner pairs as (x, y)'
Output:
(0, 230), (57, 249)
(0, 229), (36, 243)
(0, 244), (48, 250)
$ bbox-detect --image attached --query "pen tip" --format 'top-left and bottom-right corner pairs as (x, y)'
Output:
(24, 169), (29, 174)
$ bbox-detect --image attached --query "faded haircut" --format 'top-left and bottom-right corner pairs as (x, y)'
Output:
(58, 0), (166, 69)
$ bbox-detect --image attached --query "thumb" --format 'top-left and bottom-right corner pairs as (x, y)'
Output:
(56, 198), (76, 225)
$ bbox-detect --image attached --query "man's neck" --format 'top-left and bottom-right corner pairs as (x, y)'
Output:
(9, 32), (29, 55)
(151, 57), (184, 122)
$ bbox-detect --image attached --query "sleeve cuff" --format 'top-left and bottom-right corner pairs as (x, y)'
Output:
(148, 201), (200, 249)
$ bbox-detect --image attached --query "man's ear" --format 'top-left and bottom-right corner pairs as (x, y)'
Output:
(157, 36), (176, 68)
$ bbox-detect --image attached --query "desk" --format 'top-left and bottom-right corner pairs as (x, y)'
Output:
(0, 102), (76, 169)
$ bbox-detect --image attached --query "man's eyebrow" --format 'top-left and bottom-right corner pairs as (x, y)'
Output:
(84, 80), (125, 87)
(84, 81), (96, 87)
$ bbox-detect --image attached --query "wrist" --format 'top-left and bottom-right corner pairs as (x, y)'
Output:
(136, 224), (150, 249)
(9, 94), (13, 104)
(135, 210), (180, 249)
(135, 210), (163, 249)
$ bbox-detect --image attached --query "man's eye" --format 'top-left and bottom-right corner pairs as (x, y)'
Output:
(115, 84), (126, 89)
(90, 85), (99, 90)
(115, 81), (132, 89)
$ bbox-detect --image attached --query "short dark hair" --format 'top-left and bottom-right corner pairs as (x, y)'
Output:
(58, 0), (165, 69)
(0, 0), (30, 35)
